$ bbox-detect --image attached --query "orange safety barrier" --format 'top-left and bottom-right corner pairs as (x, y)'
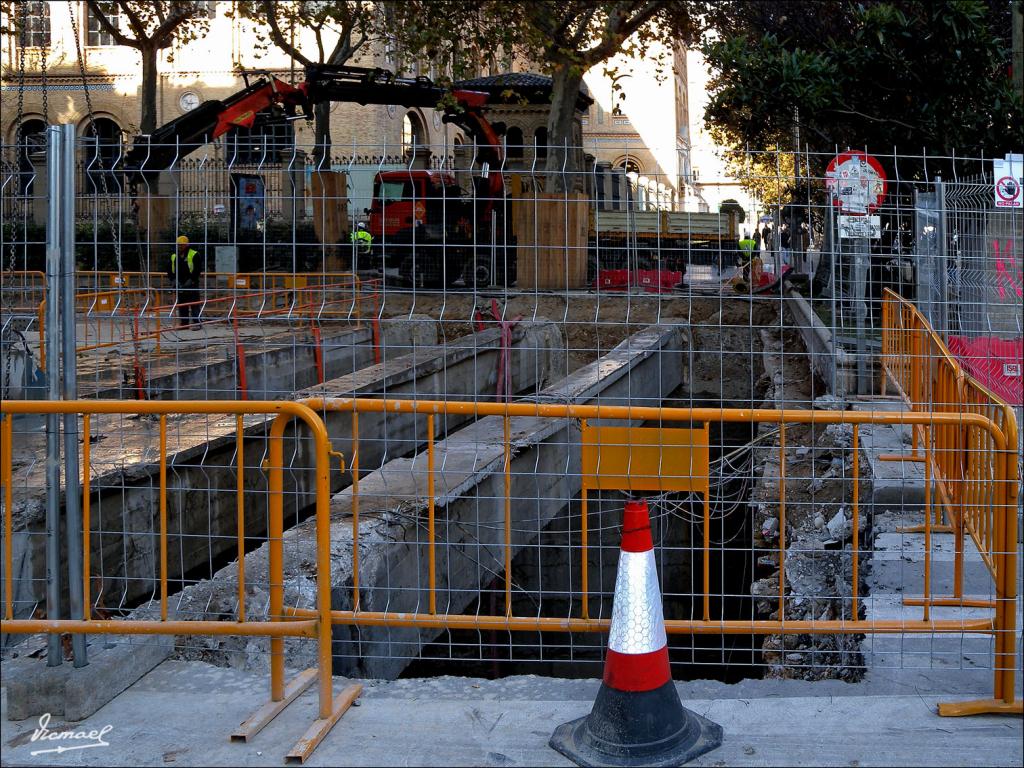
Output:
(2, 395), (1017, 753)
(0, 270), (47, 312)
(33, 274), (382, 374)
(0, 399), (358, 763)
(294, 397), (1021, 717)
(880, 288), (1021, 716)
(880, 289), (1020, 586)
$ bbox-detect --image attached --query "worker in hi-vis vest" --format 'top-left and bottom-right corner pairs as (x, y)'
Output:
(168, 235), (203, 326)
(738, 231), (757, 282)
(349, 222), (373, 271)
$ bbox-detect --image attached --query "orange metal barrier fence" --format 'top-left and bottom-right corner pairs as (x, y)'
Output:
(880, 290), (1020, 600)
(32, 272), (381, 374)
(295, 397), (1020, 717)
(2, 397), (1017, 765)
(0, 399), (359, 763)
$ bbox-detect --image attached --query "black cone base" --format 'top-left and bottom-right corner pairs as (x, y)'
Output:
(549, 680), (723, 767)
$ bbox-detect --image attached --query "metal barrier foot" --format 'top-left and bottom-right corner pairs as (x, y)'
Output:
(897, 523), (954, 534)
(231, 668), (318, 742)
(285, 683), (363, 764)
(903, 597), (996, 608)
(937, 699), (1023, 717)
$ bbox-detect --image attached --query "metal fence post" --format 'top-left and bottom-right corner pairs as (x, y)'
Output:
(934, 177), (948, 339)
(43, 125), (62, 666)
(60, 124), (87, 666)
(853, 236), (870, 395)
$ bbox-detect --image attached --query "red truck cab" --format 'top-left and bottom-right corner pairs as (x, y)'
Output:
(368, 170), (464, 239)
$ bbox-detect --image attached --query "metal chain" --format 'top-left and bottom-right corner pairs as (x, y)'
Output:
(69, 4), (123, 279)
(39, 37), (48, 124)
(68, 3), (140, 382)
(3, 0), (31, 397)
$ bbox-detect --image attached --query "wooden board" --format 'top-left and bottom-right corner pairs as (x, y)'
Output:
(311, 171), (349, 245)
(512, 192), (588, 290)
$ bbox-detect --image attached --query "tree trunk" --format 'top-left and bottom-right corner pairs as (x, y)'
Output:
(313, 101), (332, 167)
(544, 64), (584, 194)
(140, 45), (159, 134)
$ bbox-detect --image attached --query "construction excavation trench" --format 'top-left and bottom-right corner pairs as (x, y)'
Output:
(3, 294), (851, 689)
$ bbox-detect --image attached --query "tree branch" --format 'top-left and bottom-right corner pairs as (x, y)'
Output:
(152, 2), (197, 47)
(114, 0), (148, 39)
(260, 0), (314, 67)
(328, 21), (355, 64)
(583, 1), (663, 64)
(87, 1), (138, 48)
(568, 6), (599, 47)
(827, 107), (919, 131)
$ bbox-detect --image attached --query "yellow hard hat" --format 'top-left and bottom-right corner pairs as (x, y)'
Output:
(176, 235), (189, 245)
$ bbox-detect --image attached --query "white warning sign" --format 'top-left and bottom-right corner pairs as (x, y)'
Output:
(838, 215), (881, 239)
(994, 154), (1023, 209)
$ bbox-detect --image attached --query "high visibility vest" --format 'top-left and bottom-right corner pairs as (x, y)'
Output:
(350, 230), (372, 245)
(738, 238), (756, 257)
(171, 248), (197, 274)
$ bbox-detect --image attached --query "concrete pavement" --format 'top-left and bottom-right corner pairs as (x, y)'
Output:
(1, 660), (1021, 766)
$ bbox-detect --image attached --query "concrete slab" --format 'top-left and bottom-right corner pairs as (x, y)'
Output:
(851, 401), (927, 509)
(128, 324), (685, 679)
(1, 635), (173, 722)
(1, 660), (1020, 766)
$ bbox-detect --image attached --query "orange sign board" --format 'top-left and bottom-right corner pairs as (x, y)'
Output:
(581, 424), (710, 493)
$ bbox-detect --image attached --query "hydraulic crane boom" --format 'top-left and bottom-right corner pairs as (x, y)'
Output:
(125, 65), (502, 194)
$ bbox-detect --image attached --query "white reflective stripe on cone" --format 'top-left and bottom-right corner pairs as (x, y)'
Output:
(607, 549), (668, 655)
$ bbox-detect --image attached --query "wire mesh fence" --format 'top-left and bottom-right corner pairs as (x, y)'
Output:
(1, 138), (1021, 714)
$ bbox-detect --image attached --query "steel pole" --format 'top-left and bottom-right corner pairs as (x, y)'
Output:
(43, 125), (62, 666)
(854, 237), (870, 395)
(59, 124), (87, 666)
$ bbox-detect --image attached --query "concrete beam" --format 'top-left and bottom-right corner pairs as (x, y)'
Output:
(152, 324), (686, 679)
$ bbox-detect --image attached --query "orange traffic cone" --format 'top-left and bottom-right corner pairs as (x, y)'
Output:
(550, 499), (722, 766)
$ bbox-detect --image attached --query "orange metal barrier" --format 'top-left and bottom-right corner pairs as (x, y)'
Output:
(33, 273), (381, 374)
(1, 270), (46, 313)
(0, 399), (358, 763)
(1, 395), (1017, 756)
(880, 290), (1020, 591)
(295, 397), (1021, 717)
(880, 289), (1021, 716)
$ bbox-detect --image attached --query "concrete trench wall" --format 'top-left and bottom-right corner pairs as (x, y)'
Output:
(0, 320), (563, 626)
(154, 323), (687, 679)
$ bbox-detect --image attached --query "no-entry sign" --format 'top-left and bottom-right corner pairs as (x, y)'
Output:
(994, 154), (1023, 209)
(826, 151), (887, 215)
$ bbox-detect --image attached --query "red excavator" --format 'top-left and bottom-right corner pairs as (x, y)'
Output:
(124, 65), (508, 287)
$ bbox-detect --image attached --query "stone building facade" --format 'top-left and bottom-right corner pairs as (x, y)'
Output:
(1, 2), (697, 214)
(0, 2), (455, 159)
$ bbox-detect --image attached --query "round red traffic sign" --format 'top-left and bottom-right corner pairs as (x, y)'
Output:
(995, 176), (1020, 203)
(826, 150), (888, 215)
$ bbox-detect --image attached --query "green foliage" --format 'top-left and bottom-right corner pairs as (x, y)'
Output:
(702, 0), (1024, 179)
(389, 1), (707, 188)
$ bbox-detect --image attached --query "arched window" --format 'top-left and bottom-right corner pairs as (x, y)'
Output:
(617, 158), (641, 177)
(505, 126), (523, 160)
(83, 117), (123, 193)
(534, 127), (547, 160)
(402, 111), (425, 159)
(16, 119), (46, 194)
